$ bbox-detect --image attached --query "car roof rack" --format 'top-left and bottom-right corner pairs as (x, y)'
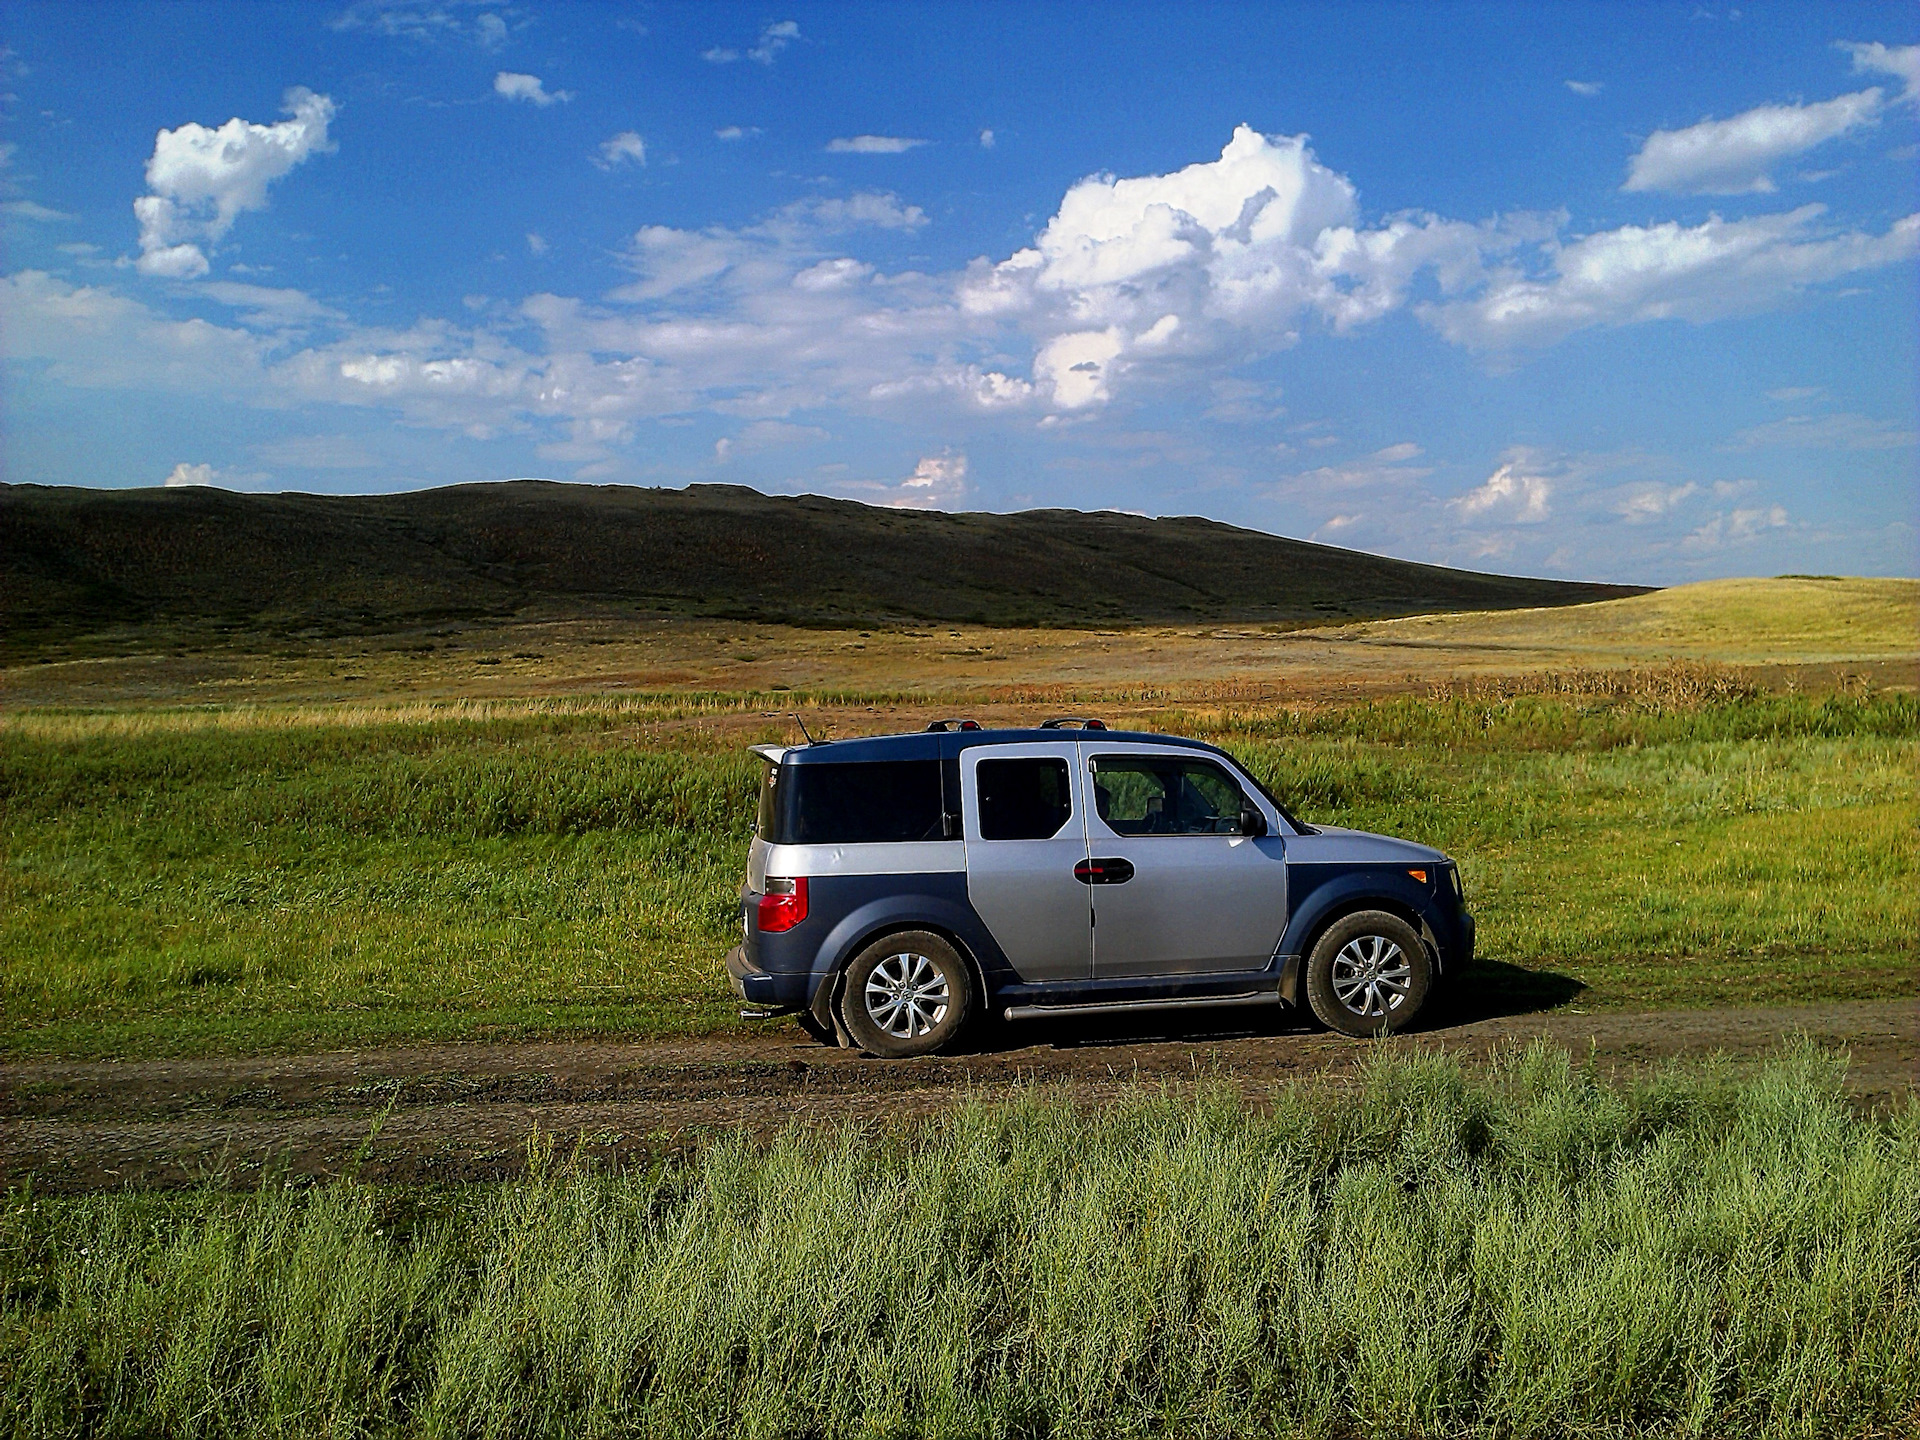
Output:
(1038, 717), (1107, 730)
(924, 718), (983, 732)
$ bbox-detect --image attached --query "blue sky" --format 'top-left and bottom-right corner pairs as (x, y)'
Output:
(3, 1), (1916, 583)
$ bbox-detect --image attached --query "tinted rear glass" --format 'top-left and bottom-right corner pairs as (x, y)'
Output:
(762, 760), (945, 844)
(976, 757), (1073, 840)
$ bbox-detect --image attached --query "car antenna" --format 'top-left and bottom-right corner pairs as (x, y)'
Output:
(793, 712), (819, 745)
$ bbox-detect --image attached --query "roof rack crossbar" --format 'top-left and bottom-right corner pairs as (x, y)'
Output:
(924, 718), (983, 732)
(1038, 717), (1107, 730)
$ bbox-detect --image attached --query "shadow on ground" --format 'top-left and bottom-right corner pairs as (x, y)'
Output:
(1429, 958), (1588, 1026)
(946, 957), (1587, 1056)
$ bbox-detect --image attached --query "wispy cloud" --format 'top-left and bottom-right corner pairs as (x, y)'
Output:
(1565, 80), (1603, 97)
(1625, 89), (1884, 194)
(826, 135), (927, 154)
(3, 199), (73, 221)
(704, 20), (800, 66)
(1726, 411), (1918, 450)
(1623, 43), (1917, 194)
(330, 1), (519, 50)
(750, 20), (799, 64)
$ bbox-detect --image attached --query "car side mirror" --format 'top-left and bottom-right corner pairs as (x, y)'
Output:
(1238, 806), (1267, 838)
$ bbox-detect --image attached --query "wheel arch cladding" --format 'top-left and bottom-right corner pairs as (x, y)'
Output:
(1281, 869), (1448, 973)
(809, 891), (1001, 993)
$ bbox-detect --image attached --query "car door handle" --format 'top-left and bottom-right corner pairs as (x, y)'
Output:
(1073, 857), (1135, 885)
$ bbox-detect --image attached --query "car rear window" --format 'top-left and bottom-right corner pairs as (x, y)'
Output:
(976, 757), (1073, 840)
(758, 760), (946, 845)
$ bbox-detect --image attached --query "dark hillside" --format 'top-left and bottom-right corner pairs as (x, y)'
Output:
(2, 481), (1648, 653)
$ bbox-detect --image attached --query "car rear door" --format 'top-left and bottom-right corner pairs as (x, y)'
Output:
(961, 741), (1092, 982)
(1079, 745), (1288, 977)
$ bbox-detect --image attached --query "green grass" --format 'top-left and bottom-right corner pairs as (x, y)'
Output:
(1, 691), (1913, 1058)
(3, 1044), (1916, 1438)
(1343, 575), (1920, 663)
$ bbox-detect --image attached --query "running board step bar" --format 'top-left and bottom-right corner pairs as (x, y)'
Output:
(1002, 991), (1271, 1022)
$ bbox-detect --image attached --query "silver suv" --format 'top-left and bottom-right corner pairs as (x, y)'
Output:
(726, 719), (1473, 1057)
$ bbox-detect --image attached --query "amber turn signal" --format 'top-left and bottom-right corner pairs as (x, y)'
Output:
(1406, 868), (1428, 883)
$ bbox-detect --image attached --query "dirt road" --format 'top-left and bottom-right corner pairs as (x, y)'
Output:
(2, 1000), (1912, 1193)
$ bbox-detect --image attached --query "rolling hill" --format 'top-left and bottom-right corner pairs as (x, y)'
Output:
(2, 480), (1648, 654)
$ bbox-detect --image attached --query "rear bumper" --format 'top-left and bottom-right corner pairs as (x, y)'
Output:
(725, 944), (808, 1010)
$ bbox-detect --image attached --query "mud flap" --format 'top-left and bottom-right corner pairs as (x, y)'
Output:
(809, 968), (856, 1049)
(1277, 954), (1302, 1007)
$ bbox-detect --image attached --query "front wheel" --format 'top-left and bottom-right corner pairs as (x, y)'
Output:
(839, 931), (974, 1058)
(1304, 911), (1432, 1037)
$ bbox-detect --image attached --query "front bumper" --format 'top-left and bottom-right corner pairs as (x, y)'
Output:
(725, 944), (807, 1010)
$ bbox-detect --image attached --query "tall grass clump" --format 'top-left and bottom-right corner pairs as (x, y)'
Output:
(4, 1043), (1916, 1438)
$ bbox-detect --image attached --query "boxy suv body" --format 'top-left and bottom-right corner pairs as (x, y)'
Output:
(725, 720), (1474, 1057)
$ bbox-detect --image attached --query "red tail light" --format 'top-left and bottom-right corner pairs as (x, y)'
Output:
(757, 876), (809, 932)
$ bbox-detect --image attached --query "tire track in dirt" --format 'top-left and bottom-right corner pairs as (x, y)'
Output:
(2, 1000), (1911, 1192)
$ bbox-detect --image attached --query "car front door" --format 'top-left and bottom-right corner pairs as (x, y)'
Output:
(1079, 746), (1289, 977)
(961, 742), (1092, 982)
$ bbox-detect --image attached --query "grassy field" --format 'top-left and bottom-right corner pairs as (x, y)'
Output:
(1339, 576), (1920, 667)
(1, 677), (1912, 1059)
(4, 576), (1912, 712)
(4, 1044), (1916, 1438)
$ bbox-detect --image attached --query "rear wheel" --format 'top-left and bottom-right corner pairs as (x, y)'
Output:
(839, 931), (973, 1058)
(1305, 910), (1432, 1037)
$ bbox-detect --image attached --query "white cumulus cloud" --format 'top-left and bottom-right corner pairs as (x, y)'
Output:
(164, 462), (221, 487)
(960, 124), (1533, 404)
(835, 452), (970, 509)
(1451, 460), (1553, 523)
(133, 87), (335, 278)
(1035, 329), (1124, 409)
(596, 131), (646, 168)
(494, 71), (571, 106)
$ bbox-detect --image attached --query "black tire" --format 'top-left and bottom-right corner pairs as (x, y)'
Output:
(838, 930), (974, 1058)
(1304, 910), (1432, 1037)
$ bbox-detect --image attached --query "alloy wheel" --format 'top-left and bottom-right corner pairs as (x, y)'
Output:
(863, 952), (951, 1039)
(1330, 934), (1413, 1018)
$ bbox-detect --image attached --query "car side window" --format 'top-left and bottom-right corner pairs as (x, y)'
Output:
(1092, 756), (1246, 836)
(976, 757), (1073, 840)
